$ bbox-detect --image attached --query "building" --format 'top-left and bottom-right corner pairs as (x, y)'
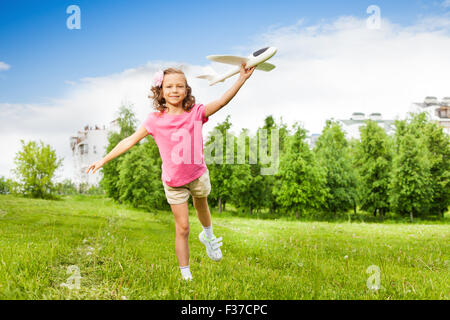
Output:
(409, 96), (450, 135)
(306, 133), (321, 149)
(338, 112), (396, 140)
(70, 120), (119, 186)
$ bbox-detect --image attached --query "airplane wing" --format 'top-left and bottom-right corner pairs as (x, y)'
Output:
(207, 55), (249, 66)
(256, 62), (276, 72)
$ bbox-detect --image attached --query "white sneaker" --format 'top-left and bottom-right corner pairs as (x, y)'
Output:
(199, 231), (223, 261)
(182, 275), (193, 281)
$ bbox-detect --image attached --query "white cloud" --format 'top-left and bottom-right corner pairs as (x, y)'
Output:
(442, 0), (450, 8)
(0, 62), (10, 71)
(1, 14), (450, 181)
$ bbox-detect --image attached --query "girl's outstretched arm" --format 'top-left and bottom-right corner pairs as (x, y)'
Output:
(205, 63), (256, 118)
(86, 125), (148, 174)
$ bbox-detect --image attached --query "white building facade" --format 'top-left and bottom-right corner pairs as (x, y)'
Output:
(70, 121), (119, 186)
(338, 112), (396, 140)
(306, 133), (321, 150)
(409, 96), (450, 135)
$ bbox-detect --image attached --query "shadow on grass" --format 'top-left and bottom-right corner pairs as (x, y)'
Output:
(210, 205), (450, 225)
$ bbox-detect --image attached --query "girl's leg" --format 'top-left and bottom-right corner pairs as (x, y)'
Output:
(194, 196), (223, 261)
(170, 201), (190, 267)
(193, 197), (211, 227)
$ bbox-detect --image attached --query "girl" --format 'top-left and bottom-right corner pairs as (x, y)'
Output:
(86, 63), (255, 281)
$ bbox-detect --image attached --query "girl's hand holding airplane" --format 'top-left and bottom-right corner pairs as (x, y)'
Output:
(239, 63), (256, 82)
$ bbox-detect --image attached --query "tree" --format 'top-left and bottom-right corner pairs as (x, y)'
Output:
(101, 104), (137, 201)
(228, 116), (289, 216)
(224, 128), (253, 215)
(273, 123), (328, 219)
(353, 120), (393, 219)
(204, 116), (235, 213)
(13, 140), (63, 199)
(314, 120), (358, 216)
(348, 138), (364, 214)
(116, 139), (168, 210)
(422, 120), (450, 218)
(258, 116), (289, 216)
(236, 129), (265, 215)
(389, 115), (433, 222)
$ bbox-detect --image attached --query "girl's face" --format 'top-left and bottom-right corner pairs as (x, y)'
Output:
(162, 73), (187, 107)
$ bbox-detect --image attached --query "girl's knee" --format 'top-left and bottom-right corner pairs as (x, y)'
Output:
(193, 197), (208, 209)
(176, 223), (190, 237)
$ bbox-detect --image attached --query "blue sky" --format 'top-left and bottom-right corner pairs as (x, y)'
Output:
(1, 0), (448, 104)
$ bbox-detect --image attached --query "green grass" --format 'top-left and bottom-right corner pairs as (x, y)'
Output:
(0, 194), (448, 300)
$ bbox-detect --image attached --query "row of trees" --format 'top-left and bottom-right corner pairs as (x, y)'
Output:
(1, 173), (104, 197)
(54, 179), (104, 195)
(5, 104), (447, 222)
(101, 105), (449, 222)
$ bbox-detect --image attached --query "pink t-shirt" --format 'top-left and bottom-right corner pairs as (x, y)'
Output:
(143, 103), (209, 187)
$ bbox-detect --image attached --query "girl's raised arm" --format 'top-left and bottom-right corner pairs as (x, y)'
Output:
(205, 63), (256, 118)
(86, 125), (148, 174)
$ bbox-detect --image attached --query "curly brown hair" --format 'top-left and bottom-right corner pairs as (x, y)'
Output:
(149, 68), (196, 114)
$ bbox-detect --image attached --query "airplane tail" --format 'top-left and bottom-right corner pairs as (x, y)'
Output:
(196, 69), (224, 86)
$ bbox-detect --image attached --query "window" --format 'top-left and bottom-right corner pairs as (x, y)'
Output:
(79, 144), (88, 155)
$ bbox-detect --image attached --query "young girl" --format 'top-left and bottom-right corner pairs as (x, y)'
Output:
(86, 63), (255, 281)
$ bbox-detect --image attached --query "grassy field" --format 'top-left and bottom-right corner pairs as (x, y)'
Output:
(0, 194), (448, 300)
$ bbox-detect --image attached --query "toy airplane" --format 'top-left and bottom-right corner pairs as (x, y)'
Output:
(197, 46), (277, 86)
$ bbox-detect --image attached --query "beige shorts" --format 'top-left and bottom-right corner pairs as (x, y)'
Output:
(162, 168), (211, 205)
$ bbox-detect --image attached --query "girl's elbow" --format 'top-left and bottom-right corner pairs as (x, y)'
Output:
(218, 99), (228, 109)
(121, 137), (135, 150)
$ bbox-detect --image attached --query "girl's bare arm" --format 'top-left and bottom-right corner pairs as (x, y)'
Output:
(86, 125), (148, 174)
(205, 63), (256, 118)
